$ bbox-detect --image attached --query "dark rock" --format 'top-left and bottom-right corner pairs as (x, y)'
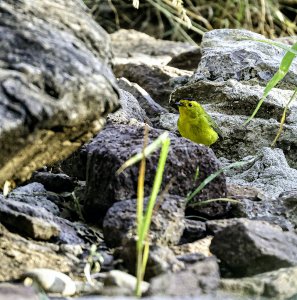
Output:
(83, 125), (227, 223)
(147, 257), (220, 296)
(210, 219), (297, 277)
(30, 172), (76, 193)
(179, 219), (207, 244)
(1, 183), (85, 244)
(167, 47), (202, 71)
(103, 195), (186, 248)
(0, 0), (119, 185)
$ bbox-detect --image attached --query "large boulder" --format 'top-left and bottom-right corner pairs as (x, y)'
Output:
(0, 0), (119, 185)
(78, 125), (227, 222)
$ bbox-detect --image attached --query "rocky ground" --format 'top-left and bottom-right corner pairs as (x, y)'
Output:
(1, 1), (297, 300)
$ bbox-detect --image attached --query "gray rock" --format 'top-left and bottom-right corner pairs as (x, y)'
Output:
(2, 183), (85, 244)
(158, 113), (179, 132)
(224, 147), (297, 199)
(221, 266), (297, 299)
(147, 257), (220, 296)
(22, 268), (76, 296)
(193, 29), (297, 87)
(83, 125), (227, 222)
(210, 219), (297, 276)
(107, 89), (151, 126)
(111, 29), (196, 66)
(0, 0), (119, 185)
(118, 77), (168, 119)
(278, 190), (297, 228)
(103, 195), (186, 248)
(113, 63), (192, 108)
(30, 172), (76, 193)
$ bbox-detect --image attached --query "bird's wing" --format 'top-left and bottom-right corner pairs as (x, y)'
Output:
(204, 112), (224, 139)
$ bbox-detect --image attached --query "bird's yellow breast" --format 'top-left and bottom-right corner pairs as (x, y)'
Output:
(177, 111), (218, 146)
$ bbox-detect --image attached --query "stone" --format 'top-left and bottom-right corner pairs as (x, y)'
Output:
(179, 219), (207, 244)
(192, 29), (297, 87)
(1, 182), (86, 244)
(83, 125), (227, 222)
(103, 195), (186, 248)
(210, 219), (297, 277)
(221, 266), (297, 299)
(278, 190), (297, 228)
(147, 257), (220, 296)
(104, 270), (149, 295)
(172, 236), (213, 258)
(224, 147), (297, 199)
(117, 77), (168, 119)
(117, 240), (184, 280)
(22, 268), (76, 296)
(158, 113), (179, 132)
(167, 47), (202, 71)
(107, 89), (151, 126)
(0, 0), (119, 185)
(0, 224), (76, 281)
(111, 29), (196, 66)
(113, 63), (192, 108)
(30, 172), (76, 193)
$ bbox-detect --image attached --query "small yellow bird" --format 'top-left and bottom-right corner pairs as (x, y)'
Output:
(176, 99), (222, 146)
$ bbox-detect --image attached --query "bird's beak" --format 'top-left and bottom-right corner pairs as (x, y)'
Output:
(175, 101), (183, 107)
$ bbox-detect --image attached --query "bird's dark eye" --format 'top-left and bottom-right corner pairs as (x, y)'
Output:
(188, 103), (192, 107)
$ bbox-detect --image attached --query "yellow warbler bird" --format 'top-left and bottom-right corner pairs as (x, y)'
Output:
(176, 99), (222, 146)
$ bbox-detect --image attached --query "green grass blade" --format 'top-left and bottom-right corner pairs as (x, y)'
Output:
(139, 137), (170, 244)
(187, 157), (259, 204)
(244, 41), (297, 125)
(116, 131), (169, 175)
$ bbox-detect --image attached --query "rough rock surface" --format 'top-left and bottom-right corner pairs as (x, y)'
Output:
(224, 147), (297, 199)
(193, 29), (297, 87)
(103, 195), (186, 248)
(148, 258), (220, 296)
(82, 124), (227, 222)
(170, 30), (297, 167)
(221, 267), (297, 299)
(114, 63), (192, 108)
(110, 29), (196, 66)
(278, 190), (297, 228)
(107, 89), (151, 126)
(0, 0), (119, 185)
(210, 219), (297, 277)
(0, 224), (77, 281)
(117, 240), (184, 280)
